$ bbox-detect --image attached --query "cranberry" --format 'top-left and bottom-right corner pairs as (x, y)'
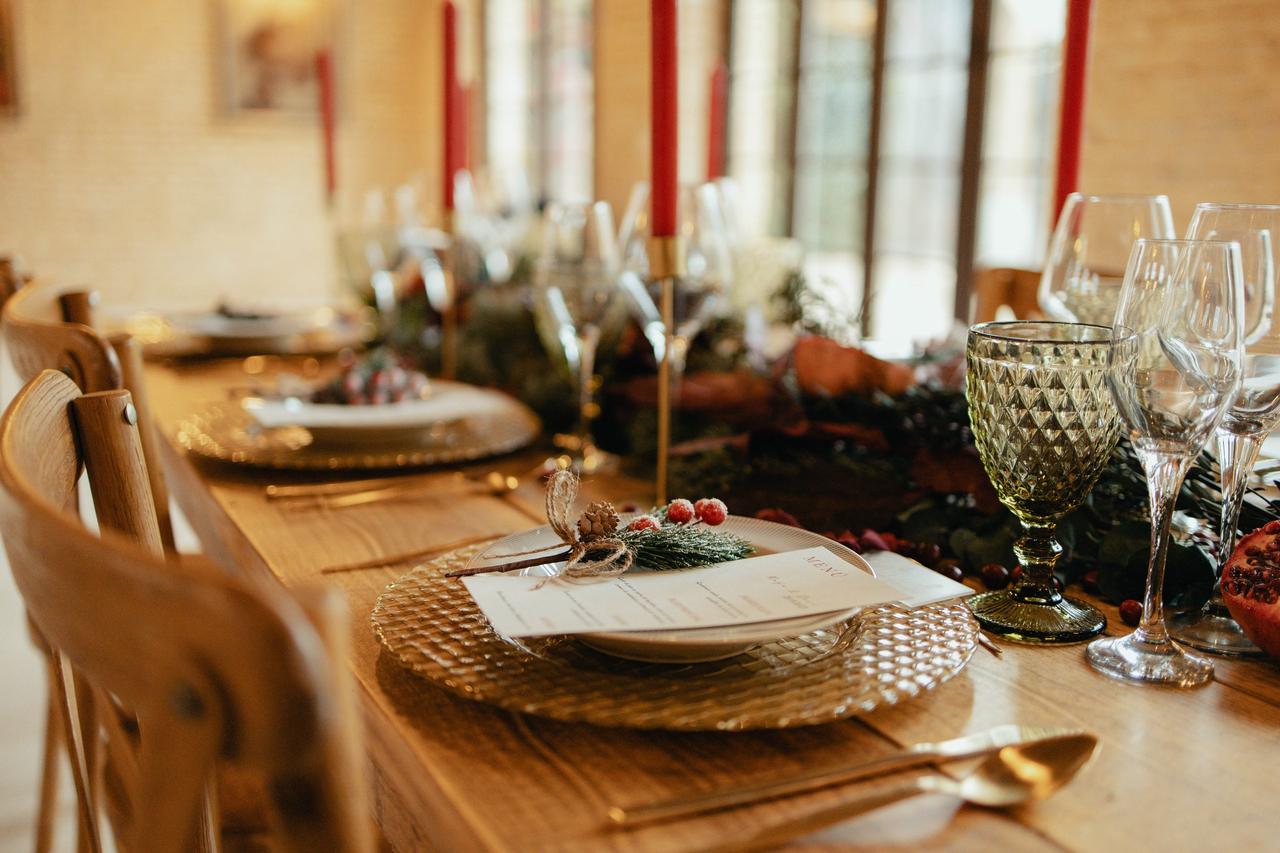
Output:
(1081, 569), (1100, 594)
(1119, 599), (1142, 627)
(980, 563), (1011, 590)
(694, 498), (728, 526)
(835, 532), (862, 554)
(755, 508), (802, 527)
(627, 515), (661, 533)
(915, 542), (942, 566)
(1010, 566), (1024, 584)
(859, 529), (891, 552)
(666, 499), (695, 524)
(935, 561), (964, 583)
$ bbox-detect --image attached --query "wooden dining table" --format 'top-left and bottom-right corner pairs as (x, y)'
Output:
(145, 356), (1280, 852)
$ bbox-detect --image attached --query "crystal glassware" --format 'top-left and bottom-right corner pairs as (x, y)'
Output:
(965, 321), (1121, 643)
(532, 201), (622, 472)
(1039, 193), (1176, 326)
(1170, 204), (1280, 656)
(1088, 238), (1244, 686)
(617, 182), (734, 389)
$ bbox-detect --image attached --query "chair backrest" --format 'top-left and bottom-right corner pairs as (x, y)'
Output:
(971, 267), (1044, 323)
(3, 280), (175, 551)
(0, 371), (371, 853)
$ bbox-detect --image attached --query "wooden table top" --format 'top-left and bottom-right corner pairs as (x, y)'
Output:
(145, 357), (1280, 852)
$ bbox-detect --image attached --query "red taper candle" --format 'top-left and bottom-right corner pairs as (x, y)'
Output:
(442, 1), (460, 212)
(314, 49), (337, 203)
(1053, 0), (1092, 216)
(650, 0), (679, 237)
(706, 59), (727, 181)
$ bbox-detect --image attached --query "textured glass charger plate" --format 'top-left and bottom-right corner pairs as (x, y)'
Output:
(371, 543), (979, 731)
(465, 516), (877, 662)
(173, 380), (540, 470)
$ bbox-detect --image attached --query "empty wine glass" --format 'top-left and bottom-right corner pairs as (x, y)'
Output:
(618, 182), (734, 391)
(966, 322), (1120, 643)
(1088, 239), (1244, 687)
(1172, 204), (1280, 656)
(532, 201), (621, 471)
(1039, 194), (1176, 325)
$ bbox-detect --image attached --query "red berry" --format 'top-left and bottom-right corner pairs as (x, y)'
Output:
(1081, 570), (1100, 594)
(627, 515), (661, 533)
(934, 557), (962, 576)
(1120, 599), (1142, 627)
(666, 499), (695, 524)
(694, 498), (727, 526)
(755, 508), (802, 527)
(835, 531), (862, 554)
(915, 542), (942, 566)
(1010, 566), (1024, 584)
(980, 563), (1011, 590)
(934, 560), (964, 583)
(859, 529), (890, 552)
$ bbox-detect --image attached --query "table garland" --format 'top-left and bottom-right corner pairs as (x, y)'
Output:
(372, 265), (1280, 611)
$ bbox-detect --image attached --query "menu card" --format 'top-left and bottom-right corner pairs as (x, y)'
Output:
(463, 546), (906, 638)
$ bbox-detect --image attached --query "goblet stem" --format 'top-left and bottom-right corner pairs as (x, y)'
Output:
(1087, 450), (1214, 686)
(1135, 451), (1192, 646)
(575, 326), (602, 451)
(1010, 523), (1064, 606)
(1170, 426), (1264, 654)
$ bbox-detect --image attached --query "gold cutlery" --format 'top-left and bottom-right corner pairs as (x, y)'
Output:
(607, 725), (1077, 828)
(697, 733), (1098, 852)
(268, 470), (521, 510)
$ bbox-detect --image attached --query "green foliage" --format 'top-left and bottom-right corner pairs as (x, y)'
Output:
(615, 524), (755, 571)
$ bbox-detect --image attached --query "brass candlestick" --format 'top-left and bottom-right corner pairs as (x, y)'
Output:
(440, 209), (459, 380)
(647, 235), (686, 505)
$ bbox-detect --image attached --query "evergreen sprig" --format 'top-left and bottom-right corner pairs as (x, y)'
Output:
(615, 525), (754, 571)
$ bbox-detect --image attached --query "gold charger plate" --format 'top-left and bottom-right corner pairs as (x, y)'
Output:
(371, 544), (979, 731)
(173, 385), (540, 471)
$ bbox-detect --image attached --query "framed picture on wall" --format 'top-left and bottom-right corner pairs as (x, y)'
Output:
(215, 0), (335, 117)
(0, 0), (18, 115)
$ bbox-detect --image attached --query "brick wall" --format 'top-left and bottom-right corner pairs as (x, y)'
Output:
(1080, 0), (1280, 228)
(0, 0), (442, 310)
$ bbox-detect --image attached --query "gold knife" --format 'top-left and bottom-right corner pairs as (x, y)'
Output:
(607, 724), (1077, 828)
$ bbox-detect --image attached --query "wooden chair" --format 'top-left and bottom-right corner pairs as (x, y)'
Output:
(971, 267), (1044, 323)
(2, 280), (188, 850)
(0, 370), (372, 853)
(2, 280), (176, 551)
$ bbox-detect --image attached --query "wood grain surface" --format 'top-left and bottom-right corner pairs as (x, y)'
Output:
(145, 357), (1280, 852)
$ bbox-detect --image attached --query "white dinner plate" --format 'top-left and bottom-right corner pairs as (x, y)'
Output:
(465, 515), (875, 663)
(242, 380), (519, 448)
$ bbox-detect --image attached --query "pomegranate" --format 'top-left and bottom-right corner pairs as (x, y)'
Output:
(1221, 520), (1280, 659)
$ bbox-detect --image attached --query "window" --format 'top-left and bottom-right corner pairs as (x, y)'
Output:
(484, 0), (593, 204)
(726, 0), (1066, 343)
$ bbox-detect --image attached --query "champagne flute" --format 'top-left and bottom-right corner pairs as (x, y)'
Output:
(1172, 204), (1280, 656)
(618, 182), (734, 389)
(1039, 194), (1176, 326)
(1088, 239), (1244, 686)
(966, 321), (1121, 643)
(532, 201), (621, 472)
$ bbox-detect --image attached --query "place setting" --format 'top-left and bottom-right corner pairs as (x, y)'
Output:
(11, 1), (1280, 850)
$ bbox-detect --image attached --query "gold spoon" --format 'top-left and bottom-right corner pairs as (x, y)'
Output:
(698, 733), (1098, 853)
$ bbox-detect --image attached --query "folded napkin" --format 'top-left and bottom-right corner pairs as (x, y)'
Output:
(861, 550), (974, 609)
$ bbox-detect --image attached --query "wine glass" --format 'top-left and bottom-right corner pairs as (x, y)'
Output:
(965, 321), (1121, 643)
(1171, 204), (1280, 656)
(1088, 238), (1244, 686)
(532, 201), (621, 472)
(1039, 194), (1176, 325)
(618, 182), (734, 390)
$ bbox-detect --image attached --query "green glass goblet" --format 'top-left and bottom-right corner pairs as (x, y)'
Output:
(965, 321), (1121, 643)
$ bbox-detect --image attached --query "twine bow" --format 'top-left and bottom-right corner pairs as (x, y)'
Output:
(537, 470), (633, 583)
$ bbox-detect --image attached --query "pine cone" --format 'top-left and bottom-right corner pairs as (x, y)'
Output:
(577, 501), (620, 540)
